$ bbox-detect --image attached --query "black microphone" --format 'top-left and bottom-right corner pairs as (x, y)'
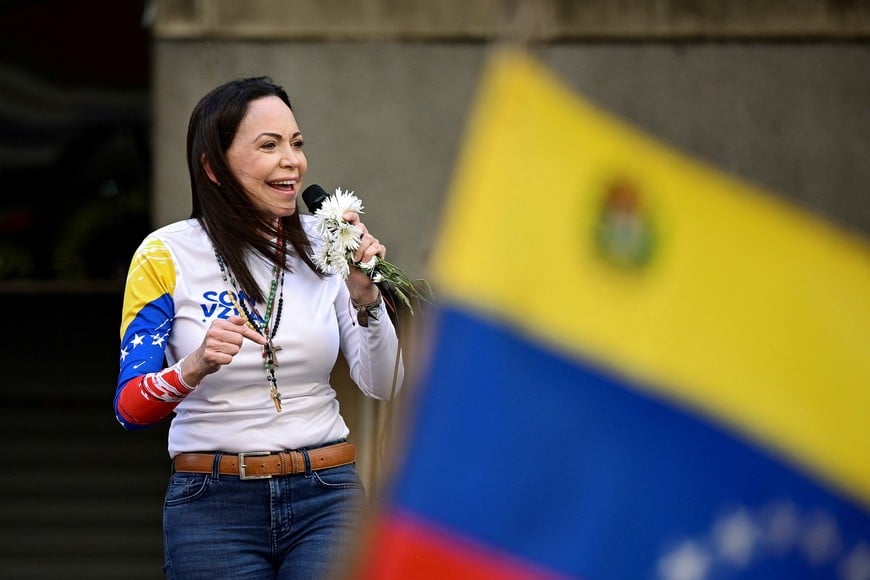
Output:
(301, 184), (329, 214)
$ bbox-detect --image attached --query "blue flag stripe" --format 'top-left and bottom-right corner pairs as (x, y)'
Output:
(389, 306), (870, 578)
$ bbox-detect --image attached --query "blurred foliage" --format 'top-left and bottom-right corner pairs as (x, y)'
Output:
(0, 125), (151, 282)
(0, 0), (151, 284)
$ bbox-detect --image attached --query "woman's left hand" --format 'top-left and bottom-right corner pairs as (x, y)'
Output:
(343, 210), (384, 303)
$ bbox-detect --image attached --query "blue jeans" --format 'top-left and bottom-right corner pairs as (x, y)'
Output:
(162, 450), (366, 579)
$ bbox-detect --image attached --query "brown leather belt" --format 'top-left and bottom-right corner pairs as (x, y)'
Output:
(173, 442), (355, 480)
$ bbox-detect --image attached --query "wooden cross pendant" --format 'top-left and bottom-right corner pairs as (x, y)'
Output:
(266, 341), (282, 367)
(270, 386), (282, 412)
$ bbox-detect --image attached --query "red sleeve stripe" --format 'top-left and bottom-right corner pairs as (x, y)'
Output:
(116, 360), (195, 426)
(140, 361), (194, 402)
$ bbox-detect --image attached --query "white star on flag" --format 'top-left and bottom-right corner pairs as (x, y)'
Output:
(658, 541), (711, 580)
(713, 507), (759, 567)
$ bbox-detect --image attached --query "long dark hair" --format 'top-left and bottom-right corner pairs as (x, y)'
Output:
(187, 76), (322, 303)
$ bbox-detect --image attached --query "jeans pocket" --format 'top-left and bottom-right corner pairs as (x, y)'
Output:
(310, 464), (366, 492)
(164, 472), (211, 507)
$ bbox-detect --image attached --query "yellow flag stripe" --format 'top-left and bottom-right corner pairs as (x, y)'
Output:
(431, 49), (870, 507)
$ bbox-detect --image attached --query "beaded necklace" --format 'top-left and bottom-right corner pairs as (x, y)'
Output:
(214, 230), (287, 412)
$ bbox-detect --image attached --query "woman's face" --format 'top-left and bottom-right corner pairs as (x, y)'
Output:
(225, 95), (307, 219)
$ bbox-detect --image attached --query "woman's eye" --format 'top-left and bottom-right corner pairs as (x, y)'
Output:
(261, 142), (277, 150)
(292, 140), (304, 149)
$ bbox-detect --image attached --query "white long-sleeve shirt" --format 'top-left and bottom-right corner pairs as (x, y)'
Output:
(115, 216), (403, 457)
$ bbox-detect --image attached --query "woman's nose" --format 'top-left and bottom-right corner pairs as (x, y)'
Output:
(280, 146), (301, 167)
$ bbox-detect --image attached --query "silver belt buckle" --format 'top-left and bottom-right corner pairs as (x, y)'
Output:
(238, 451), (272, 480)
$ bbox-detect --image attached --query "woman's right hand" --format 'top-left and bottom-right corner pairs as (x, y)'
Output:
(181, 315), (267, 386)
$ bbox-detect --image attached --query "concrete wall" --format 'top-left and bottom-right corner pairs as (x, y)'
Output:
(153, 0), (870, 40)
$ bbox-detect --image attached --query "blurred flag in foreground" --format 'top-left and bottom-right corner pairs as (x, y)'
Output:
(353, 49), (870, 579)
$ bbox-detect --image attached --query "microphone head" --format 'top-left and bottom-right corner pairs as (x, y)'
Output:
(302, 184), (329, 214)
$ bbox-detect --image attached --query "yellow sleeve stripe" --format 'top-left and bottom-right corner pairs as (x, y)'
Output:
(120, 237), (177, 338)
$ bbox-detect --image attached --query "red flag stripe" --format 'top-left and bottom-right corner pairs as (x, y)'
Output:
(354, 510), (568, 580)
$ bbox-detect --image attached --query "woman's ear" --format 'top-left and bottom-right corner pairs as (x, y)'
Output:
(202, 154), (219, 185)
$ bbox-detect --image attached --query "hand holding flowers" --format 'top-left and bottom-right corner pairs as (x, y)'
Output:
(310, 188), (430, 313)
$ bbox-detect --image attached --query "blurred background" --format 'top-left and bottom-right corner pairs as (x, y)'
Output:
(0, 0), (867, 578)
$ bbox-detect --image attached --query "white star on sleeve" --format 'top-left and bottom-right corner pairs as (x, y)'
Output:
(120, 347), (129, 361)
(130, 333), (144, 347)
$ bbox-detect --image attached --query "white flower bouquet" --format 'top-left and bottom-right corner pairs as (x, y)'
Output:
(310, 187), (429, 313)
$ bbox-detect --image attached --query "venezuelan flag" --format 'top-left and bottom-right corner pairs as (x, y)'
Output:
(355, 49), (870, 579)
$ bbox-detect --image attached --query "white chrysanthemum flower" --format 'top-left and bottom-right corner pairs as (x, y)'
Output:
(311, 243), (333, 273)
(333, 188), (364, 214)
(334, 222), (362, 252)
(314, 216), (335, 238)
(314, 198), (341, 223)
(329, 251), (351, 279)
(316, 188), (364, 223)
(358, 256), (378, 271)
